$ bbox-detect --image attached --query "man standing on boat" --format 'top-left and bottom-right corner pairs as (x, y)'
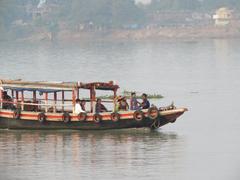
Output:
(130, 92), (140, 110)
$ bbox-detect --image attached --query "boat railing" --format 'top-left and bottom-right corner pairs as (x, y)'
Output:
(0, 99), (73, 113)
(0, 98), (115, 113)
(15, 97), (114, 103)
(0, 100), (72, 107)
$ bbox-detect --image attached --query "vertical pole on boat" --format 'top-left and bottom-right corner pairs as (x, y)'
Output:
(53, 91), (57, 113)
(21, 90), (24, 111)
(45, 92), (48, 113)
(90, 88), (93, 113)
(113, 89), (117, 112)
(93, 85), (96, 112)
(90, 85), (96, 113)
(16, 91), (19, 108)
(72, 88), (76, 113)
(77, 88), (79, 99)
(0, 89), (2, 108)
(113, 89), (117, 98)
(62, 90), (64, 112)
(33, 91), (36, 102)
(11, 90), (14, 99)
(32, 91), (36, 111)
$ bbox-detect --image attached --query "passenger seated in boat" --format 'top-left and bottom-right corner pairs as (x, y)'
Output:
(24, 101), (38, 112)
(47, 106), (54, 113)
(2, 91), (14, 109)
(74, 99), (85, 114)
(130, 92), (140, 110)
(117, 96), (129, 111)
(95, 98), (108, 113)
(80, 99), (86, 111)
(141, 93), (150, 109)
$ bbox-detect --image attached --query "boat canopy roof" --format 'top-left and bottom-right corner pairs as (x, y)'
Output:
(79, 82), (119, 91)
(0, 79), (119, 92)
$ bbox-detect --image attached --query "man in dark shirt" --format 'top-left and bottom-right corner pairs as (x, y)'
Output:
(2, 91), (13, 109)
(141, 93), (150, 109)
(95, 98), (108, 113)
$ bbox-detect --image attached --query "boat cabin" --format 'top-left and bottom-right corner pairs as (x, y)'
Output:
(0, 79), (119, 114)
(0, 79), (187, 130)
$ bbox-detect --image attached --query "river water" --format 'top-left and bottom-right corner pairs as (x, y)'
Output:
(0, 39), (239, 180)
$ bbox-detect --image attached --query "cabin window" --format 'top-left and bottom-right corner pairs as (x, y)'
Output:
(78, 89), (91, 112)
(95, 90), (115, 111)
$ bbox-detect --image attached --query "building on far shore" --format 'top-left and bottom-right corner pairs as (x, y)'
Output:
(213, 7), (233, 26)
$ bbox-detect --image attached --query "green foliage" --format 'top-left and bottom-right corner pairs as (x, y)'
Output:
(94, 93), (163, 100)
(46, 21), (59, 33)
(146, 0), (197, 12)
(0, 0), (25, 39)
(70, 0), (145, 28)
(0, 0), (13, 32)
(0, 0), (24, 27)
(148, 0), (240, 11)
(1, 0), (240, 40)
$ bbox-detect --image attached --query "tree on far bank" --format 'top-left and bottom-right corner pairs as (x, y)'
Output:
(69, 0), (145, 29)
(0, 0), (24, 39)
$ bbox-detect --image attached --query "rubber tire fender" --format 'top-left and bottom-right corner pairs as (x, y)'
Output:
(133, 110), (144, 122)
(111, 112), (120, 122)
(63, 112), (71, 123)
(148, 107), (159, 120)
(38, 112), (46, 123)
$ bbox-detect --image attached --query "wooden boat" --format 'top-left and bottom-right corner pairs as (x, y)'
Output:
(0, 79), (187, 130)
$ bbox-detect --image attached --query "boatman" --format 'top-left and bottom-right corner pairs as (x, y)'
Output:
(130, 92), (140, 110)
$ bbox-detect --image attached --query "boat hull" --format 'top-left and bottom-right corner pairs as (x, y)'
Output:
(0, 108), (186, 130)
(0, 117), (170, 130)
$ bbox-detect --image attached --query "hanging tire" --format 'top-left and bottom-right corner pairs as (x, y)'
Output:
(13, 108), (21, 120)
(133, 110), (144, 122)
(63, 112), (71, 123)
(111, 112), (120, 122)
(78, 112), (87, 121)
(93, 114), (102, 123)
(148, 107), (159, 120)
(38, 112), (46, 123)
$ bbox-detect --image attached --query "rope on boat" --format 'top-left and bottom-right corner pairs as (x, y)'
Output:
(0, 100), (72, 107)
(150, 119), (161, 129)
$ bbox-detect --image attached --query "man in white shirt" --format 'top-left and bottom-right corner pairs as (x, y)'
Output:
(74, 99), (85, 114)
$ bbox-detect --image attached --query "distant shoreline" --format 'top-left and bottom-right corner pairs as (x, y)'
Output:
(8, 25), (240, 43)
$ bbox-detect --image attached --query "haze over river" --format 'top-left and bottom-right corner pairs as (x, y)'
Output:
(0, 39), (240, 180)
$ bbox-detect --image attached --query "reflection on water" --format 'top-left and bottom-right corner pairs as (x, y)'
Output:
(1, 39), (240, 180)
(0, 130), (184, 180)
